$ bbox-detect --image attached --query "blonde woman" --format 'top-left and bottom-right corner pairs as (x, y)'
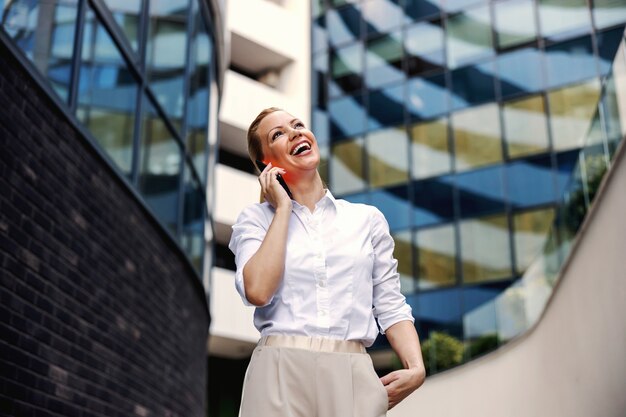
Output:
(229, 107), (426, 417)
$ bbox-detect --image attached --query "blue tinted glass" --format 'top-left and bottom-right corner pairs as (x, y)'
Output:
(446, 5), (493, 68)
(404, 0), (441, 20)
(313, 108), (330, 146)
(538, 0), (591, 41)
(409, 289), (463, 337)
(494, 0), (538, 49)
(554, 149), (580, 197)
(327, 4), (362, 47)
(363, 0), (405, 38)
(506, 156), (556, 207)
(443, 0), (486, 13)
(544, 35), (597, 89)
(596, 27), (626, 77)
(330, 43), (363, 97)
(593, 0), (626, 30)
(406, 73), (448, 120)
(313, 53), (328, 108)
(450, 61), (496, 110)
(497, 47), (543, 98)
(341, 191), (371, 205)
(405, 19), (445, 76)
(451, 166), (506, 218)
(313, 14), (327, 53)
(412, 177), (455, 226)
(371, 185), (411, 231)
(329, 94), (366, 139)
(368, 84), (404, 129)
(365, 32), (404, 88)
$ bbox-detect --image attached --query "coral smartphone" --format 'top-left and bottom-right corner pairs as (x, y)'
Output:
(255, 160), (293, 199)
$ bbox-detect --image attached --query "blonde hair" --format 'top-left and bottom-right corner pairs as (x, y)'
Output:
(247, 107), (283, 172)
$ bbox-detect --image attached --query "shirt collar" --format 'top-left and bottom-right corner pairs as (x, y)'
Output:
(292, 189), (337, 212)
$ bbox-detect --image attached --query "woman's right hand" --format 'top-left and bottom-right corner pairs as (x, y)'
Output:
(259, 162), (292, 211)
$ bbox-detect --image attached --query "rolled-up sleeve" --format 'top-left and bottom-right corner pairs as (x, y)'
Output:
(370, 207), (414, 333)
(228, 204), (269, 306)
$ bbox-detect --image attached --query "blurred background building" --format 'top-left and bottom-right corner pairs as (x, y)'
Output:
(0, 0), (224, 415)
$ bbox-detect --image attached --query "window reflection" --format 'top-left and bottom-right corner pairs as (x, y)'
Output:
(146, 0), (190, 128)
(446, 5), (493, 69)
(450, 61), (496, 109)
(1, 1), (78, 102)
(139, 98), (182, 235)
(593, 0), (626, 30)
(410, 118), (451, 179)
(453, 166), (505, 218)
(102, 0), (141, 51)
(405, 19), (445, 76)
(331, 43), (363, 97)
(538, 0), (591, 41)
(404, 0), (441, 21)
(513, 208), (555, 274)
(329, 93), (366, 139)
(406, 73), (448, 120)
(544, 35), (597, 89)
(460, 214), (512, 283)
(77, 7), (137, 176)
(392, 230), (415, 294)
(365, 32), (404, 88)
(506, 155), (556, 207)
(497, 47), (543, 98)
(412, 177), (454, 226)
(452, 104), (502, 171)
(326, 4), (362, 48)
(313, 13), (327, 54)
(182, 164), (205, 273)
(330, 137), (366, 195)
(494, 0), (537, 50)
(548, 80), (601, 151)
(502, 94), (549, 158)
(313, 53), (329, 109)
(368, 84), (404, 129)
(596, 27), (626, 77)
(416, 224), (457, 289)
(363, 0), (405, 38)
(366, 126), (408, 188)
(370, 186), (411, 230)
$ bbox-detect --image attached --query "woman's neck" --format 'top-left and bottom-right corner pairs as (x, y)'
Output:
(288, 171), (325, 212)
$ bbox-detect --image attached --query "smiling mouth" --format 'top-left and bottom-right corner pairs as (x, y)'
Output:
(290, 142), (312, 156)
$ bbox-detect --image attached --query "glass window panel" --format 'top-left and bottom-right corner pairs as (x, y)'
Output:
(443, 0), (486, 13)
(363, 0), (405, 38)
(367, 126), (409, 187)
(452, 104), (502, 171)
(446, 6), (493, 69)
(450, 61), (496, 110)
(368, 84), (404, 129)
(502, 95), (550, 158)
(102, 0), (141, 51)
(544, 35), (597, 89)
(313, 108), (330, 146)
(513, 208), (555, 274)
(494, 0), (537, 49)
(404, 0), (441, 21)
(538, 0), (591, 41)
(597, 27), (626, 77)
(330, 137), (366, 195)
(506, 155), (556, 207)
(365, 32), (404, 88)
(392, 230), (415, 294)
(326, 4), (362, 48)
(371, 185), (411, 230)
(460, 214), (512, 283)
(497, 47), (543, 98)
(405, 19), (445, 76)
(77, 7), (138, 176)
(139, 97), (182, 235)
(313, 52), (329, 108)
(593, 0), (626, 30)
(182, 164), (205, 273)
(412, 289), (462, 342)
(416, 224), (457, 289)
(313, 14), (328, 54)
(186, 12), (213, 184)
(548, 80), (601, 151)
(453, 166), (505, 218)
(412, 177), (454, 226)
(2, 1), (78, 101)
(407, 72), (448, 120)
(146, 0), (190, 126)
(331, 0), (361, 8)
(410, 118), (451, 179)
(554, 149), (580, 197)
(329, 93), (366, 139)
(330, 43), (363, 97)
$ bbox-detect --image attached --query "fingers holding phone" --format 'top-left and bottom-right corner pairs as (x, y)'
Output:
(258, 162), (293, 210)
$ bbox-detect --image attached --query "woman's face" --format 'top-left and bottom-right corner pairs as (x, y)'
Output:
(257, 110), (320, 180)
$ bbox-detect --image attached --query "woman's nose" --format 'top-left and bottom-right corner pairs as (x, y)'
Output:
(288, 127), (302, 140)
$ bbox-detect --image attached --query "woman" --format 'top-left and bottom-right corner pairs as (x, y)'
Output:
(229, 107), (426, 417)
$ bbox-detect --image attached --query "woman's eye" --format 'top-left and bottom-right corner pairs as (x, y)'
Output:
(272, 131), (282, 141)
(294, 122), (305, 129)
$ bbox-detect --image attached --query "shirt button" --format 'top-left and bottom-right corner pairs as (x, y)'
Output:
(319, 281), (326, 288)
(320, 310), (327, 316)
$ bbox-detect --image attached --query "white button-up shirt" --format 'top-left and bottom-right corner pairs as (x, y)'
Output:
(228, 191), (414, 347)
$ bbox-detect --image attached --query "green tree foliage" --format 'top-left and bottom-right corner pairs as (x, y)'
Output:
(421, 332), (464, 374)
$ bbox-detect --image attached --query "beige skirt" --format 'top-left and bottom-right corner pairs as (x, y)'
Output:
(239, 335), (389, 417)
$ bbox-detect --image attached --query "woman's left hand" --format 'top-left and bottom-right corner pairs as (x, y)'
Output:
(380, 367), (425, 410)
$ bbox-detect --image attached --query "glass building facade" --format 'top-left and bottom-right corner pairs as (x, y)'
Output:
(312, 0), (626, 372)
(0, 0), (220, 274)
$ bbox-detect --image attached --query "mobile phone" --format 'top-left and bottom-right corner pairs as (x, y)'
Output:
(255, 160), (293, 199)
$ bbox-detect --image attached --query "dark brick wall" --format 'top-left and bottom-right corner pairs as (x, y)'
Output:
(0, 38), (209, 417)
